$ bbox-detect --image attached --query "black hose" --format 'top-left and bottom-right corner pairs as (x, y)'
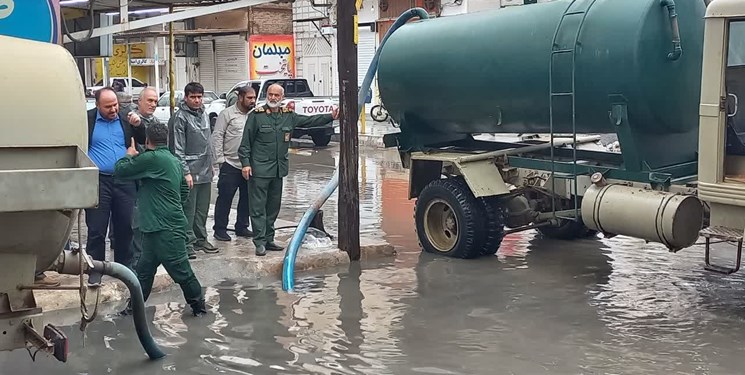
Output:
(89, 261), (166, 360)
(61, 0), (96, 43)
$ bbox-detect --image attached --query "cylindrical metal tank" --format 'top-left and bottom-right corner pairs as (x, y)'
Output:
(581, 183), (704, 250)
(0, 35), (98, 273)
(377, 0), (706, 137)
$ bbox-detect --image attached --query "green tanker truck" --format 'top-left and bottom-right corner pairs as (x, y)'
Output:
(378, 0), (745, 274)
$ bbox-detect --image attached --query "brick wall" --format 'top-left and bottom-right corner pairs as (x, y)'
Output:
(193, 4), (293, 34)
(250, 4), (294, 34)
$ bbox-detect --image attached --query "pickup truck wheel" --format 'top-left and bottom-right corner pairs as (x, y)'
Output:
(311, 133), (332, 147)
(414, 178), (485, 259)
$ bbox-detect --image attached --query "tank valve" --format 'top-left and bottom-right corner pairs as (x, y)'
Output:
(590, 172), (607, 186)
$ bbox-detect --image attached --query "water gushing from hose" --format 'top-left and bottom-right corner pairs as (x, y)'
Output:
(282, 8), (431, 292)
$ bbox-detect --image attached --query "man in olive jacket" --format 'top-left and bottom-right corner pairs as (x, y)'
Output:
(238, 84), (339, 256)
(168, 82), (217, 258)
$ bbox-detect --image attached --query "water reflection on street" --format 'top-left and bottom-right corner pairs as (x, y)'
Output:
(4, 144), (745, 374)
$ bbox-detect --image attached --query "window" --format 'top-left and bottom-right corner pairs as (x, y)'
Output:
(285, 81), (296, 95)
(723, 20), (745, 178)
(131, 79), (146, 88)
(157, 92), (183, 107)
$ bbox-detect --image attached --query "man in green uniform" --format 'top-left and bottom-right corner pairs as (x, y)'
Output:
(114, 123), (208, 316)
(238, 84), (339, 256)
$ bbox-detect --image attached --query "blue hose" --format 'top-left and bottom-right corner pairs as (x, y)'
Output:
(282, 8), (431, 292)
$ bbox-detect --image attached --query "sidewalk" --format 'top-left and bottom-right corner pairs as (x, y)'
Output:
(34, 207), (394, 313)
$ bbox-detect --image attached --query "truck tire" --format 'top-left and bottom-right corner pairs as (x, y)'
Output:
(478, 196), (506, 256)
(311, 133), (332, 147)
(414, 178), (485, 259)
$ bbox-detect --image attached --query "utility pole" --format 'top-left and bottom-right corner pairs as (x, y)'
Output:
(337, 0), (361, 260)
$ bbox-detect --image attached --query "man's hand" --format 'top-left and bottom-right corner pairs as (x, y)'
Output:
(331, 106), (340, 120)
(185, 173), (194, 189)
(242, 166), (252, 180)
(126, 137), (139, 157)
(128, 111), (142, 127)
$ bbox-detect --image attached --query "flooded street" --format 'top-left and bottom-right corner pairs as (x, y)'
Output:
(4, 144), (745, 374)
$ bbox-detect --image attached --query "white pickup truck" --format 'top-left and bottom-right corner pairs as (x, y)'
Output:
(224, 78), (338, 146)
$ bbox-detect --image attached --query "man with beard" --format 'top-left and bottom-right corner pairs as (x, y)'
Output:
(238, 84), (339, 256)
(212, 85), (257, 241)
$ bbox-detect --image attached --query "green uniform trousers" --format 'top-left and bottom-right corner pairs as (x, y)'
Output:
(136, 230), (203, 308)
(248, 177), (283, 248)
(184, 182), (211, 250)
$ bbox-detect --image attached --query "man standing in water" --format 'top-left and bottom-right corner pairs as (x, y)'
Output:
(238, 84), (338, 256)
(114, 123), (207, 317)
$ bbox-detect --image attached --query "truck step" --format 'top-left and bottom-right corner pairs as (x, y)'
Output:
(700, 226), (743, 241)
(700, 226), (743, 275)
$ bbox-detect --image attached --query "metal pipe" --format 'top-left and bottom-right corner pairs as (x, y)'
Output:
(661, 0), (683, 61)
(169, 10), (176, 116)
(456, 135), (602, 163)
(281, 7), (431, 292)
(167, 5), (176, 117)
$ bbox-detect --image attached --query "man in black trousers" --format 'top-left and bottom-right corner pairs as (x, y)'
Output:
(85, 87), (145, 284)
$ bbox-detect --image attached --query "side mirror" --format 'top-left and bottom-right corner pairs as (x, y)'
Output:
(220, 93), (227, 99)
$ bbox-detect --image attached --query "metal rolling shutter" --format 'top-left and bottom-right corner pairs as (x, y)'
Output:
(357, 27), (376, 84)
(197, 40), (216, 92)
(214, 35), (249, 95)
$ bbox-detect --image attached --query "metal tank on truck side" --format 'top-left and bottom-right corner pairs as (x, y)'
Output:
(378, 0), (706, 169)
(376, 0), (710, 262)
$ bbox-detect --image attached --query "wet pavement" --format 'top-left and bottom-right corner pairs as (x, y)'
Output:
(4, 143), (745, 374)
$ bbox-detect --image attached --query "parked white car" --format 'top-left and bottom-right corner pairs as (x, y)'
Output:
(153, 90), (226, 130)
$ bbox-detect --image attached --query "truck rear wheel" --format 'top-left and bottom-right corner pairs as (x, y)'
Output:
(311, 132), (332, 147)
(478, 196), (506, 256)
(414, 178), (485, 259)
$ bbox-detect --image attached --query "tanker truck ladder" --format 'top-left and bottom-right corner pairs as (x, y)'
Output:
(548, 0), (598, 221)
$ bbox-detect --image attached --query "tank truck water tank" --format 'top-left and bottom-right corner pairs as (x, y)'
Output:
(377, 0), (706, 161)
(0, 35), (98, 297)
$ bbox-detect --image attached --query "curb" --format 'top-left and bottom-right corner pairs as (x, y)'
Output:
(34, 240), (395, 313)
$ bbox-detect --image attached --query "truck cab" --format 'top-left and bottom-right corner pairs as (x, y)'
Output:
(696, 0), (745, 274)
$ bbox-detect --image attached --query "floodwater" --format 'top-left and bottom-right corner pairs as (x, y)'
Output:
(4, 143), (745, 374)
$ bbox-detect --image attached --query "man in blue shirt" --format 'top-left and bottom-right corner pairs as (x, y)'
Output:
(85, 87), (145, 283)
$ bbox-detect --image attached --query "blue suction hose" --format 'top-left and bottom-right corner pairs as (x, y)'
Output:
(282, 8), (430, 292)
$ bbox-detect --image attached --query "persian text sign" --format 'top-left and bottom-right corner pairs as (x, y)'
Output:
(249, 34), (296, 80)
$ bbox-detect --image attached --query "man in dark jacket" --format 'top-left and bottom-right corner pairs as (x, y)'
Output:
(168, 82), (217, 258)
(85, 87), (145, 284)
